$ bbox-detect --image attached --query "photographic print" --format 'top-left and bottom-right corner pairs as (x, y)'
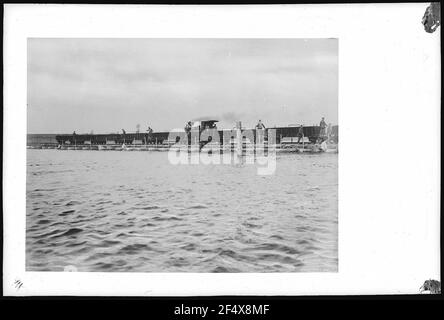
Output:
(26, 38), (338, 272)
(4, 3), (439, 297)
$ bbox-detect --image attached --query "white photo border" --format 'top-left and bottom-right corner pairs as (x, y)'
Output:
(3, 3), (441, 296)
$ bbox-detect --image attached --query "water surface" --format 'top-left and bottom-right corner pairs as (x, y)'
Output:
(26, 149), (338, 272)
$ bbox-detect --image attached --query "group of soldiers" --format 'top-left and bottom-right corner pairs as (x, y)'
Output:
(255, 117), (332, 144)
(74, 118), (332, 145)
(120, 126), (154, 144)
(183, 118), (333, 144)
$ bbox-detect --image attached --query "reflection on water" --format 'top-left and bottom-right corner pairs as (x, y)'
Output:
(26, 149), (338, 272)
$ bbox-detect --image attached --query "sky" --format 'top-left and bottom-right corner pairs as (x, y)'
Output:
(27, 38), (338, 134)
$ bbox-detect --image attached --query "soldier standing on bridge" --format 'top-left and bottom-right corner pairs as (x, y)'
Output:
(146, 126), (153, 144)
(256, 120), (266, 130)
(184, 121), (192, 145)
(121, 129), (126, 144)
(297, 125), (304, 144)
(256, 120), (266, 144)
(319, 117), (327, 137)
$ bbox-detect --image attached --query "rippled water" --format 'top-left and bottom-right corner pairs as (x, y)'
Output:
(26, 149), (337, 272)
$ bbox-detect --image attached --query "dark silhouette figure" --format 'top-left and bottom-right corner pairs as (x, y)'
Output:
(184, 121), (192, 145)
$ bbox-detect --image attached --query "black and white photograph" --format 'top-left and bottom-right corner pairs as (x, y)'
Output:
(26, 38), (338, 273)
(3, 3), (440, 297)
